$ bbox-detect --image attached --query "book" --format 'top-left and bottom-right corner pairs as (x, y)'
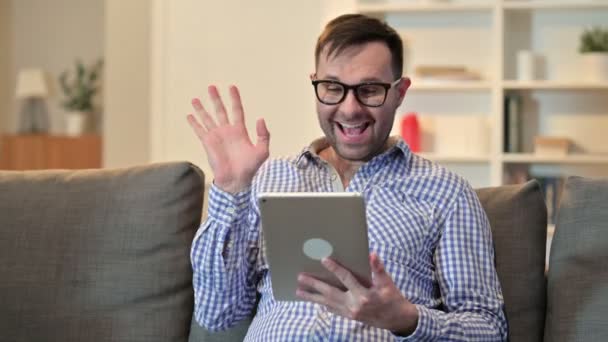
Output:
(504, 93), (522, 153)
(415, 65), (467, 76)
(534, 136), (571, 156)
(414, 65), (481, 82)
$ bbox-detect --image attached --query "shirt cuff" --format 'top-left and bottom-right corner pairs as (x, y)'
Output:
(395, 305), (442, 341)
(206, 183), (252, 226)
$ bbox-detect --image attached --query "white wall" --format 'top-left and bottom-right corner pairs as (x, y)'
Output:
(151, 0), (334, 178)
(9, 0), (104, 134)
(0, 0), (11, 135)
(103, 0), (151, 168)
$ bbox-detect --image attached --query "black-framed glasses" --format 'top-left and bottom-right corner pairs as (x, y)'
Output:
(311, 77), (401, 107)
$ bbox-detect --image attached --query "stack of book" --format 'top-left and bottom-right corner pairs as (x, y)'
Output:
(414, 65), (481, 83)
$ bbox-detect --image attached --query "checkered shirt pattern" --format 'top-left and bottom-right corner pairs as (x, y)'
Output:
(191, 138), (507, 341)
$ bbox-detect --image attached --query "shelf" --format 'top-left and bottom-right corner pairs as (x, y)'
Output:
(356, 2), (494, 13)
(418, 153), (491, 163)
(357, 1), (608, 13)
(410, 80), (493, 91)
(502, 81), (608, 90)
(350, 0), (608, 187)
(503, 0), (608, 10)
(502, 153), (608, 164)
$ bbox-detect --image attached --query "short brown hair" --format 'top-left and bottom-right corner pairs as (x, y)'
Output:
(315, 14), (403, 78)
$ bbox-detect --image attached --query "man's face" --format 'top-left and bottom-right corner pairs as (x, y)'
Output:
(314, 41), (409, 162)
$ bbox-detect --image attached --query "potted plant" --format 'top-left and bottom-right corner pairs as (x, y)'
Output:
(59, 59), (103, 136)
(579, 26), (608, 82)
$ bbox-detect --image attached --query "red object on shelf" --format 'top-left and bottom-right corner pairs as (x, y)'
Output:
(400, 113), (421, 152)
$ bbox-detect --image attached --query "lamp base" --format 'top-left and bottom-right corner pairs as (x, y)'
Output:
(18, 98), (49, 133)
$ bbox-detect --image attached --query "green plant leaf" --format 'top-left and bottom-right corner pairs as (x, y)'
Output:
(580, 26), (608, 53)
(59, 58), (103, 112)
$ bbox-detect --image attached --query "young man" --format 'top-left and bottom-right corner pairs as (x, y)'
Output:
(188, 14), (507, 341)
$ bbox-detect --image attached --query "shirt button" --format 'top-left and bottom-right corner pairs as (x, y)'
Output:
(226, 207), (236, 214)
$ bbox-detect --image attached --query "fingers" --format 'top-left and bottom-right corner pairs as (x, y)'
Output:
(229, 85), (245, 124)
(208, 85), (230, 126)
(322, 258), (366, 295)
(186, 114), (206, 140)
(296, 273), (342, 307)
(192, 98), (217, 130)
(296, 287), (330, 307)
(370, 252), (393, 287)
(370, 253), (385, 274)
(193, 85), (246, 130)
(255, 118), (270, 152)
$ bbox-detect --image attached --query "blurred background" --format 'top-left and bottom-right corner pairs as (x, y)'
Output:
(1, 0), (607, 197)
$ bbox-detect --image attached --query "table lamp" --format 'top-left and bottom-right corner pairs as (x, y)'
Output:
(15, 68), (50, 133)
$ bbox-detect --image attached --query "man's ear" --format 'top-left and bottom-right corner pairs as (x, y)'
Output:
(397, 77), (411, 105)
(399, 77), (411, 97)
(309, 73), (316, 81)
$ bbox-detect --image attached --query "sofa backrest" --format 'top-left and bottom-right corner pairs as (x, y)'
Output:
(189, 181), (549, 341)
(545, 176), (608, 342)
(477, 180), (548, 342)
(0, 162), (205, 342)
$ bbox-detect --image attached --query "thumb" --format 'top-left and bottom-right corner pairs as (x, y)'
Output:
(255, 118), (270, 153)
(370, 252), (392, 286)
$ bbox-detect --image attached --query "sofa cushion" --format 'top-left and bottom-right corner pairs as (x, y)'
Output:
(0, 162), (204, 342)
(545, 176), (608, 342)
(188, 181), (548, 341)
(476, 180), (547, 342)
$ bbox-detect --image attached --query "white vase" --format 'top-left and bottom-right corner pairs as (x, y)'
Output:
(581, 53), (608, 82)
(517, 50), (536, 81)
(65, 111), (89, 136)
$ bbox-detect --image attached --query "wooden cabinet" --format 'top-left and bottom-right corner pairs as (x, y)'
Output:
(0, 134), (102, 170)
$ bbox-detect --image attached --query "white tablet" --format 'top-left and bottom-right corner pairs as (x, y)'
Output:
(258, 192), (371, 301)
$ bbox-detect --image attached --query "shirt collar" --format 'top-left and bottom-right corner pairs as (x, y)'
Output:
(295, 135), (412, 168)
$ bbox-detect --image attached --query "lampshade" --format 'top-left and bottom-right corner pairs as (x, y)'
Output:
(15, 68), (49, 99)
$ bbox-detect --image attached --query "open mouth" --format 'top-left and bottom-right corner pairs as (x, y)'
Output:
(336, 122), (370, 137)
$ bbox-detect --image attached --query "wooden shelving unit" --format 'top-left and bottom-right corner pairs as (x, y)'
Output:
(501, 153), (608, 164)
(503, 0), (608, 10)
(357, 2), (495, 13)
(418, 152), (491, 163)
(351, 0), (608, 188)
(502, 80), (608, 90)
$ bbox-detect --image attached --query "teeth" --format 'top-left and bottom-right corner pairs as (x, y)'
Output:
(340, 122), (365, 129)
(338, 122), (367, 137)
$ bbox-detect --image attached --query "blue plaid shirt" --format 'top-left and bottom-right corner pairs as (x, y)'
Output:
(191, 137), (507, 341)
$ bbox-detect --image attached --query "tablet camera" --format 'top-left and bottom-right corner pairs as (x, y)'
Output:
(302, 238), (333, 261)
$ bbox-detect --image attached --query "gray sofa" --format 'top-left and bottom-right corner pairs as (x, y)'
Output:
(0, 162), (606, 341)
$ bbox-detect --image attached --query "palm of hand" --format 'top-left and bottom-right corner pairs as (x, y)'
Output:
(187, 85), (270, 193)
(202, 122), (267, 190)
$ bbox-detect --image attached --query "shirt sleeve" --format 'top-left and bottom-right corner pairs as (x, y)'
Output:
(190, 183), (263, 332)
(398, 184), (508, 341)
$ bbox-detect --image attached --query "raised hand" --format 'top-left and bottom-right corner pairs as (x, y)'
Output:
(187, 85), (270, 194)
